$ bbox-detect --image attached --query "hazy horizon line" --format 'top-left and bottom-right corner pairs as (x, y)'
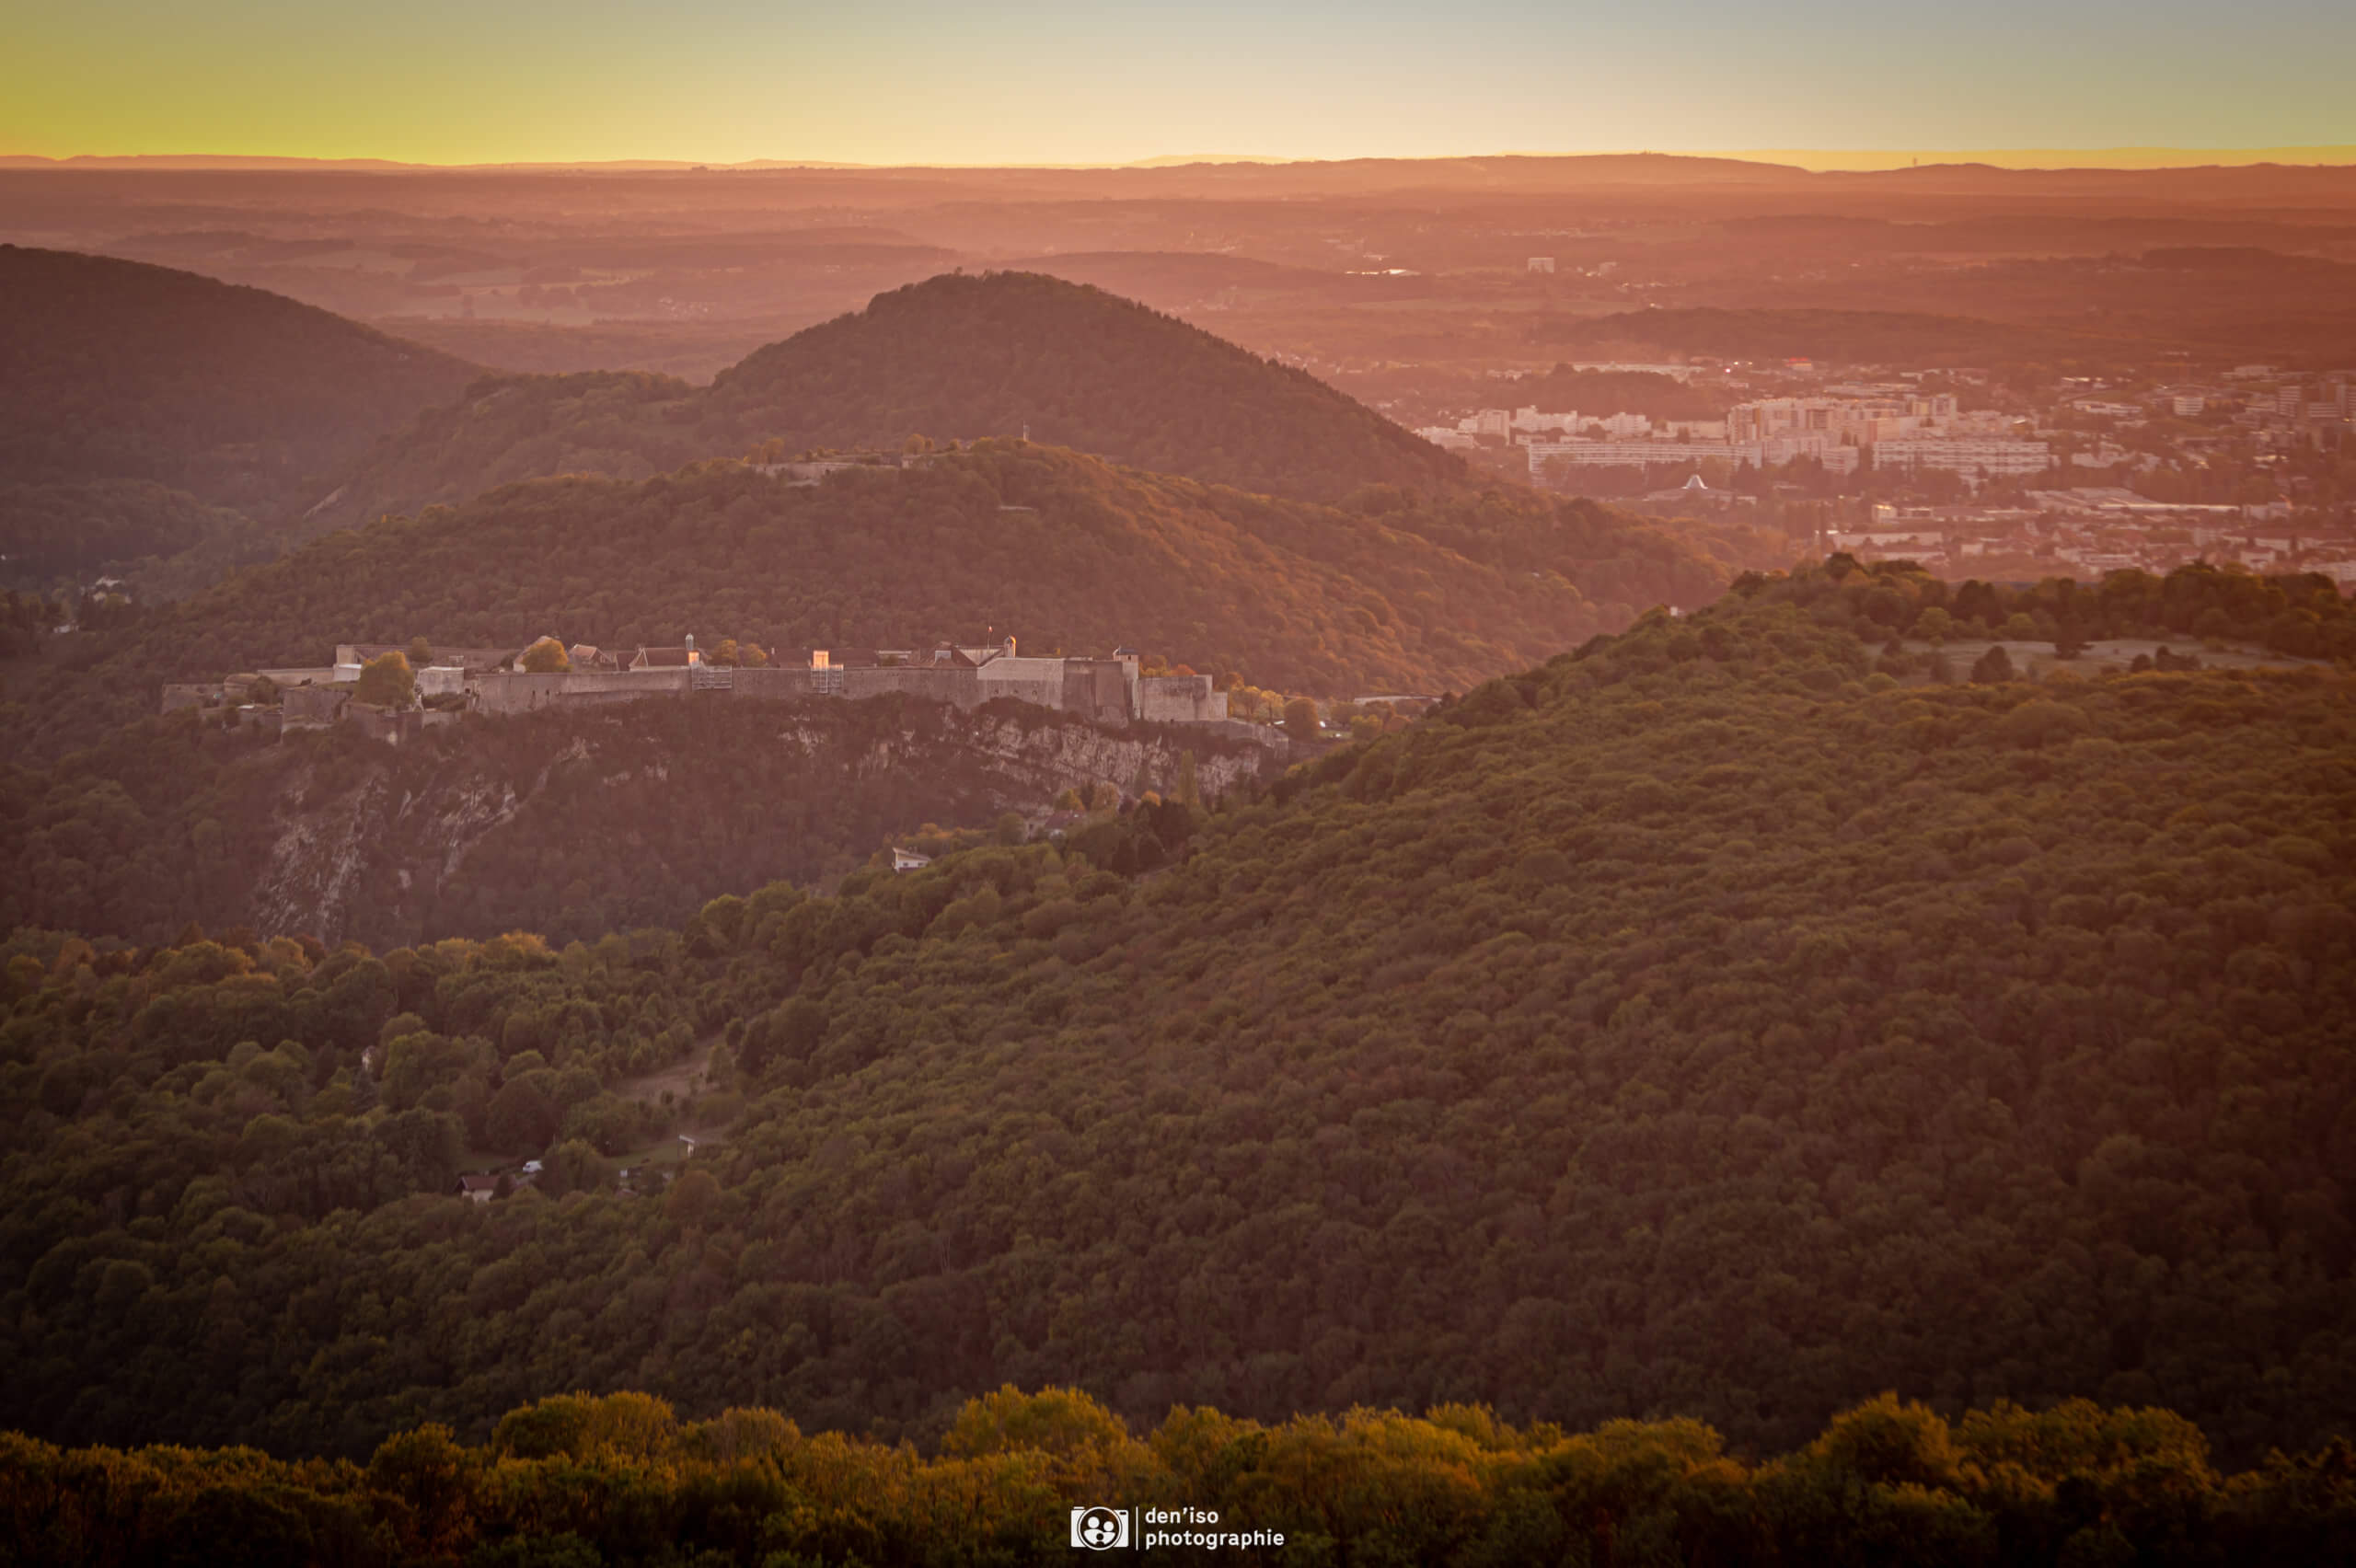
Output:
(6, 145), (2356, 176)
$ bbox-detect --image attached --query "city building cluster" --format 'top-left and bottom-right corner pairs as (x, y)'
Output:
(1418, 386), (2050, 481)
(1415, 360), (2356, 583)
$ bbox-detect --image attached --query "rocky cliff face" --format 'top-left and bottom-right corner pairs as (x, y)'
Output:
(245, 697), (1277, 948)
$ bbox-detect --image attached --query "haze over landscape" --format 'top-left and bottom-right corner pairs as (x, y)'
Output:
(8, 0), (2354, 165)
(3, 5), (2355, 1565)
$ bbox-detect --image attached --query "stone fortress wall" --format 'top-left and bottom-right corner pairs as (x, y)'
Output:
(461, 658), (1221, 726)
(181, 634), (1238, 737)
(472, 669), (691, 716)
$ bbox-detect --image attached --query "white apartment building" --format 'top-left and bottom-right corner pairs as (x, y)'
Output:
(1760, 436), (1861, 474)
(1526, 437), (1859, 477)
(1529, 440), (1726, 471)
(1728, 393), (1958, 445)
(1872, 438), (2053, 478)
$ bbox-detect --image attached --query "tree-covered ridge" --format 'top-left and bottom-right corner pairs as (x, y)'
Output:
(0, 246), (479, 517)
(1751, 551), (2356, 663)
(702, 271), (1472, 503)
(23, 441), (1718, 756)
(4, 601), (2350, 1468)
(7, 1387), (2354, 1568)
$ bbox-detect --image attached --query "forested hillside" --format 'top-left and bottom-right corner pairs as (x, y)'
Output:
(0, 247), (478, 516)
(0, 479), (270, 599)
(20, 440), (1717, 756)
(1790, 551), (2356, 662)
(0, 693), (1274, 949)
(309, 271), (1472, 530)
(8, 1387), (2353, 1568)
(701, 271), (1470, 502)
(6, 584), (2350, 1470)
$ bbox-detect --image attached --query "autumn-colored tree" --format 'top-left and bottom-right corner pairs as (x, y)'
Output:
(353, 650), (415, 707)
(519, 636), (570, 673)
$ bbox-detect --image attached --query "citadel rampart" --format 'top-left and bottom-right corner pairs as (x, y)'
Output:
(459, 657), (1217, 729)
(1138, 673), (1223, 723)
(731, 667), (825, 701)
(844, 664), (984, 706)
(183, 635), (1239, 742)
(473, 669), (690, 716)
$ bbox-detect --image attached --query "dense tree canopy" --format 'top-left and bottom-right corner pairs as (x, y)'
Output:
(6, 1387), (2354, 1567)
(1750, 553), (2356, 663)
(5, 599), (2350, 1471)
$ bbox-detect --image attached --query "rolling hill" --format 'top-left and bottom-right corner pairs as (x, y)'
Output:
(4, 573), (2350, 1469)
(704, 271), (1469, 502)
(0, 246), (479, 516)
(308, 271), (1472, 530)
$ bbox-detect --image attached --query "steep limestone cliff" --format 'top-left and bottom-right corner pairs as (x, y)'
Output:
(244, 697), (1277, 947)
